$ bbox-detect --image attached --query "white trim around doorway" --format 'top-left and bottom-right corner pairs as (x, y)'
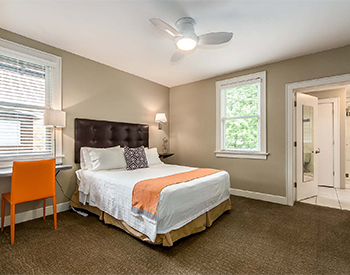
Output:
(285, 74), (350, 206)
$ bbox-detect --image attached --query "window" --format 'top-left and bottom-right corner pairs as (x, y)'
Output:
(215, 71), (268, 159)
(0, 39), (62, 167)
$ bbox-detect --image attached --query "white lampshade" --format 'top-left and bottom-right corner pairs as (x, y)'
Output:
(44, 109), (66, 128)
(155, 113), (167, 123)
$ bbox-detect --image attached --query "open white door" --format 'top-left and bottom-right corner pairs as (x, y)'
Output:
(296, 93), (319, 201)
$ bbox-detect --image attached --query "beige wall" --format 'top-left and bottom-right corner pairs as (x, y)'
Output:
(308, 88), (346, 188)
(0, 28), (169, 215)
(2, 26), (350, 216)
(169, 45), (350, 197)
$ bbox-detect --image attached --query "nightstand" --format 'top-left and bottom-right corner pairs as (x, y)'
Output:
(159, 153), (174, 159)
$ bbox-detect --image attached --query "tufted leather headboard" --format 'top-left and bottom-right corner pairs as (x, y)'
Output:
(74, 118), (149, 163)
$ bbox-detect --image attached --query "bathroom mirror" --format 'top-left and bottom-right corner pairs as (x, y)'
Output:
(302, 105), (314, 182)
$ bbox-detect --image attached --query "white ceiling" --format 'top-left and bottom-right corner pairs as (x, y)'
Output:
(1, 0), (350, 88)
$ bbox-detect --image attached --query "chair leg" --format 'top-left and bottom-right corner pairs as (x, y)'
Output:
(53, 196), (57, 230)
(10, 204), (15, 244)
(43, 199), (46, 220)
(1, 195), (5, 232)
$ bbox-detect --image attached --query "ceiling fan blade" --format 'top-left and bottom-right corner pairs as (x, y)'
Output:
(198, 32), (233, 45)
(171, 50), (185, 63)
(150, 18), (182, 38)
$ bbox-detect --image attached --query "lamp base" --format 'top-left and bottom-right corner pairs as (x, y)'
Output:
(53, 127), (57, 164)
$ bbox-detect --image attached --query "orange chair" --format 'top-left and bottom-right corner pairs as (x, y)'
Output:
(1, 159), (57, 244)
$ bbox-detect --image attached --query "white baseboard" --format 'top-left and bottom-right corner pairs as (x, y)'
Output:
(0, 201), (70, 228)
(230, 188), (288, 205)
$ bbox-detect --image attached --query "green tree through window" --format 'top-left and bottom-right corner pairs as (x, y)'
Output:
(222, 82), (260, 150)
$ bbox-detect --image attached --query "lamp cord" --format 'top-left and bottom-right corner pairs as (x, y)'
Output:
(55, 180), (88, 217)
(55, 178), (80, 207)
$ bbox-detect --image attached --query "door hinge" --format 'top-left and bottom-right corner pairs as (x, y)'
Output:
(333, 171), (335, 176)
(294, 182), (297, 188)
(294, 101), (297, 107)
(294, 141), (297, 147)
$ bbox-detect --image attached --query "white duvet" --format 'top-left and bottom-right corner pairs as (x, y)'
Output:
(76, 163), (230, 242)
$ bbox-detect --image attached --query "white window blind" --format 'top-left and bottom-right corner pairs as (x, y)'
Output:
(0, 54), (53, 160)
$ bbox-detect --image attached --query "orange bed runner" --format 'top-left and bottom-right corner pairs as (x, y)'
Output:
(131, 168), (221, 221)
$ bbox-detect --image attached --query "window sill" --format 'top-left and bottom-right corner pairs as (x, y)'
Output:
(0, 154), (65, 169)
(214, 151), (269, 160)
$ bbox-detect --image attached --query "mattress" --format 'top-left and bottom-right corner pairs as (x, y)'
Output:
(76, 163), (231, 242)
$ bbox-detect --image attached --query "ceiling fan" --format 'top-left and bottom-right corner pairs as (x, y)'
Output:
(150, 17), (233, 62)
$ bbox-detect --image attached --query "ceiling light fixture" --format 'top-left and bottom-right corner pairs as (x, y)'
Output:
(150, 17), (233, 62)
(176, 37), (197, 51)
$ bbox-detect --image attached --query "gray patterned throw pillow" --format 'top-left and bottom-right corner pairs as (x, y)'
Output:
(124, 146), (149, 170)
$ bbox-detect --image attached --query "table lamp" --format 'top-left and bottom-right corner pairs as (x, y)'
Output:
(155, 113), (167, 130)
(44, 109), (66, 160)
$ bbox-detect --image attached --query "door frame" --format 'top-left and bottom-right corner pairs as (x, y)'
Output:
(285, 74), (350, 206)
(318, 98), (340, 188)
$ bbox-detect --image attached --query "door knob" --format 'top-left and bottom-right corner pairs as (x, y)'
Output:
(313, 148), (321, 154)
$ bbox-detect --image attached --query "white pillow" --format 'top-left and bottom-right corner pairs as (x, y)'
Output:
(145, 147), (163, 166)
(80, 147), (93, 170)
(88, 146), (126, 171)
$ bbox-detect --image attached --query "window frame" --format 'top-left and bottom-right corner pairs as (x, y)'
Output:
(0, 38), (62, 167)
(215, 71), (268, 160)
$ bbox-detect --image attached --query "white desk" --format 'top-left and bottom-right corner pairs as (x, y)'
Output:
(0, 164), (73, 178)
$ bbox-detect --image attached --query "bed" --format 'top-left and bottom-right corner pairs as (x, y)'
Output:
(70, 118), (231, 246)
